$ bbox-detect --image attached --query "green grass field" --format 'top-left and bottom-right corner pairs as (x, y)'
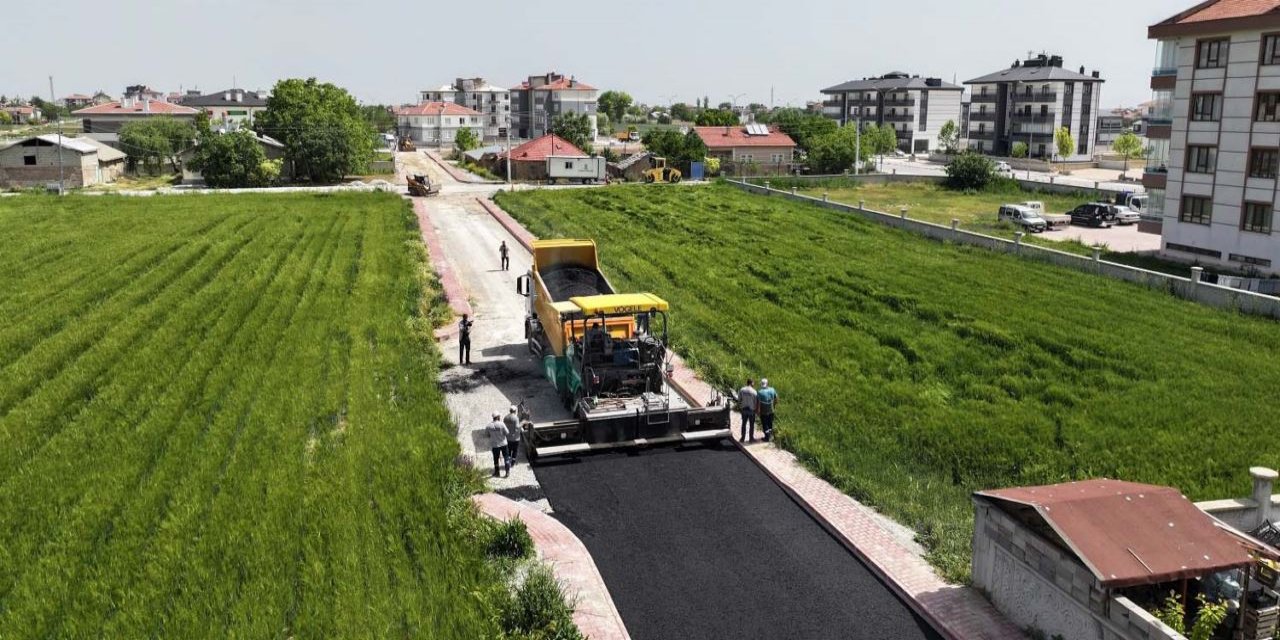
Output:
(496, 184), (1280, 582)
(0, 193), (505, 637)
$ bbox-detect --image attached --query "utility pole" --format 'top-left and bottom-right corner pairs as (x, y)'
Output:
(49, 76), (63, 195)
(505, 123), (511, 187)
(855, 115), (862, 175)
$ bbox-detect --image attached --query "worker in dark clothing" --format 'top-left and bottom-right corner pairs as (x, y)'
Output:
(459, 314), (473, 364)
(737, 379), (758, 443)
(503, 405), (521, 464)
(499, 241), (510, 271)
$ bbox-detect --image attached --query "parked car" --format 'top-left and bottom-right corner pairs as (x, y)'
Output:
(998, 205), (1048, 233)
(1017, 201), (1070, 230)
(995, 161), (1013, 174)
(1068, 203), (1114, 228)
(1092, 202), (1140, 226)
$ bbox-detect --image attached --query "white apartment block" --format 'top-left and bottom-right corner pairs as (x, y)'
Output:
(964, 54), (1104, 161)
(1147, 0), (1280, 273)
(820, 72), (963, 154)
(510, 72), (598, 141)
(420, 78), (510, 140)
(394, 102), (484, 146)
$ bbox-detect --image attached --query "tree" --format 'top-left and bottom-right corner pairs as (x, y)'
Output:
(597, 90), (633, 123)
(669, 103), (695, 122)
(359, 105), (395, 134)
(1054, 126), (1075, 160)
(255, 78), (375, 183)
(694, 109), (739, 127)
(119, 117), (198, 174)
(944, 151), (996, 190)
(190, 129), (281, 188)
(717, 102), (733, 111)
(550, 112), (593, 153)
(641, 128), (706, 169)
(805, 126), (862, 174)
(867, 124), (899, 156)
(1011, 141), (1028, 158)
(703, 156), (721, 176)
(0, 111), (11, 126)
(766, 108), (836, 151)
(1112, 130), (1143, 158)
(454, 127), (479, 155)
(938, 120), (959, 154)
(596, 112), (612, 136)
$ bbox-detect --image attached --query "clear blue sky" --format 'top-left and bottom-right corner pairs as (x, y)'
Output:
(5, 0), (1179, 109)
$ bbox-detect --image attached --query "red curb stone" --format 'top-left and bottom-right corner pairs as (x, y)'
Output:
(423, 149), (491, 184)
(473, 494), (632, 640)
(472, 197), (1025, 640)
(412, 197), (472, 321)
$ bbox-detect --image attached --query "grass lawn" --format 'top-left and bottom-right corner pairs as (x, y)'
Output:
(0, 193), (508, 637)
(82, 173), (182, 192)
(496, 183), (1280, 583)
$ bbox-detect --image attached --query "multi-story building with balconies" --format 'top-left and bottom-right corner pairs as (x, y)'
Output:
(819, 72), (964, 153)
(510, 72), (598, 142)
(419, 78), (510, 140)
(1147, 0), (1280, 272)
(964, 54), (1104, 161)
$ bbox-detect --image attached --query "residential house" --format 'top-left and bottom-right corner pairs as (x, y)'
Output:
(1096, 114), (1128, 147)
(489, 134), (586, 181)
(179, 132), (290, 184)
(1146, 0), (1280, 272)
(394, 102), (484, 146)
(694, 124), (797, 175)
(420, 78), (510, 139)
(124, 85), (164, 101)
(820, 71), (965, 153)
(2, 105), (41, 124)
(179, 88), (270, 130)
(72, 98), (200, 135)
(60, 94), (95, 109)
(0, 134), (126, 188)
(964, 54), (1105, 160)
(510, 72), (598, 141)
(90, 91), (113, 105)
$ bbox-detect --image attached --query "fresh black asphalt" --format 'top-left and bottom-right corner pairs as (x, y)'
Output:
(532, 441), (942, 640)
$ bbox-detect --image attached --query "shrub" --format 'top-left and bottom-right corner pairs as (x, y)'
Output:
(944, 151), (996, 190)
(486, 518), (534, 559)
(500, 565), (583, 640)
(1011, 142), (1028, 158)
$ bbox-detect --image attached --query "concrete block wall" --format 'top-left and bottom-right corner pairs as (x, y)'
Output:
(730, 180), (1280, 320)
(1196, 467), (1278, 532)
(1108, 597), (1183, 640)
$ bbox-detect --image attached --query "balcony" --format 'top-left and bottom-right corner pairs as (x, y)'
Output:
(1152, 67), (1178, 77)
(822, 99), (842, 107)
(893, 128), (914, 138)
(969, 130), (996, 140)
(1010, 112), (1056, 124)
(1013, 92), (1057, 103)
(971, 94), (998, 104)
(882, 97), (914, 107)
(969, 112), (997, 122)
(883, 113), (914, 122)
(1142, 170), (1168, 190)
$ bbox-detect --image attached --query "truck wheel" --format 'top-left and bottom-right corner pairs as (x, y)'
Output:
(671, 174), (682, 183)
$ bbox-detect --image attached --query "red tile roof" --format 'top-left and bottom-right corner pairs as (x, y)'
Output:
(72, 100), (199, 115)
(510, 78), (596, 92)
(3, 106), (35, 115)
(393, 101), (482, 116)
(694, 126), (796, 149)
(499, 134), (587, 162)
(1179, 0), (1280, 22)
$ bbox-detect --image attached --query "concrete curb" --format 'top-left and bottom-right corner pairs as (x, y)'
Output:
(411, 198), (472, 324)
(423, 150), (499, 184)
(478, 195), (1025, 640)
(473, 494), (632, 640)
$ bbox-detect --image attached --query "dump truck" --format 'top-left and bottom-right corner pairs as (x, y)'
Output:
(515, 239), (730, 460)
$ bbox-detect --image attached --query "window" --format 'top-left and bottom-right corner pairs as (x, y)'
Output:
(740, 154), (754, 163)
(1249, 148), (1279, 179)
(1190, 93), (1222, 121)
(1230, 252), (1272, 267)
(1180, 195), (1212, 225)
(564, 161), (574, 169)
(1263, 34), (1280, 65)
(1242, 201), (1273, 233)
(1167, 242), (1222, 258)
(23, 155), (36, 166)
(1185, 145), (1217, 173)
(1256, 92), (1280, 122)
(771, 153), (784, 163)
(1196, 38), (1229, 68)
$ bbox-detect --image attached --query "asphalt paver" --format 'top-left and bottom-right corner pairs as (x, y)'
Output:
(533, 442), (943, 640)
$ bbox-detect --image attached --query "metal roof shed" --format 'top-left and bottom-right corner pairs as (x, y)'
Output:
(976, 479), (1254, 589)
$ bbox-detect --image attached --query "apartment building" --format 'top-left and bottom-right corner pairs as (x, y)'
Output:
(510, 72), (598, 141)
(179, 89), (269, 130)
(394, 102), (484, 146)
(1147, 0), (1280, 272)
(819, 72), (964, 153)
(964, 54), (1104, 161)
(419, 78), (510, 140)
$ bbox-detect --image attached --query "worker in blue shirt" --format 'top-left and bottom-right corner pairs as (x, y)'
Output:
(757, 378), (779, 442)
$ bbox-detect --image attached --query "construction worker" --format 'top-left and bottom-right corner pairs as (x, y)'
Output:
(458, 314), (473, 364)
(485, 412), (510, 477)
(504, 405), (521, 464)
(737, 378), (758, 443)
(499, 241), (510, 271)
(757, 378), (779, 442)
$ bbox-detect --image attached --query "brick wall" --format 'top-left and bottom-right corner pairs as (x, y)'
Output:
(0, 165), (88, 189)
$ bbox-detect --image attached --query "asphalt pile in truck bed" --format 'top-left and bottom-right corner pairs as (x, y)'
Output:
(540, 265), (614, 301)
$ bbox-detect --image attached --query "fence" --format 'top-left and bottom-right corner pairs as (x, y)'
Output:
(741, 172), (1108, 199)
(728, 179), (1280, 320)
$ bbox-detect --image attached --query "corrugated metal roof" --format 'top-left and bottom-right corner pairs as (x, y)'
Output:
(977, 479), (1254, 588)
(73, 136), (127, 162)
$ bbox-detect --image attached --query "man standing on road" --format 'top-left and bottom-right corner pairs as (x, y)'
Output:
(485, 412), (510, 477)
(737, 378), (758, 443)
(757, 378), (779, 442)
(503, 405), (521, 464)
(458, 314), (473, 364)
(499, 241), (510, 271)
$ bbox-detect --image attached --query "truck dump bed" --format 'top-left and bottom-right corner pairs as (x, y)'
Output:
(540, 265), (613, 301)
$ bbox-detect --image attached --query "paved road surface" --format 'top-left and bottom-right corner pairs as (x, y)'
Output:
(535, 445), (943, 640)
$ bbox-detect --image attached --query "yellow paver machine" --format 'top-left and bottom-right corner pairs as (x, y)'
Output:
(515, 239), (730, 460)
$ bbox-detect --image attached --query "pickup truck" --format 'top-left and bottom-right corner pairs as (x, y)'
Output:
(1017, 201), (1070, 230)
(1068, 203), (1115, 228)
(998, 204), (1048, 233)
